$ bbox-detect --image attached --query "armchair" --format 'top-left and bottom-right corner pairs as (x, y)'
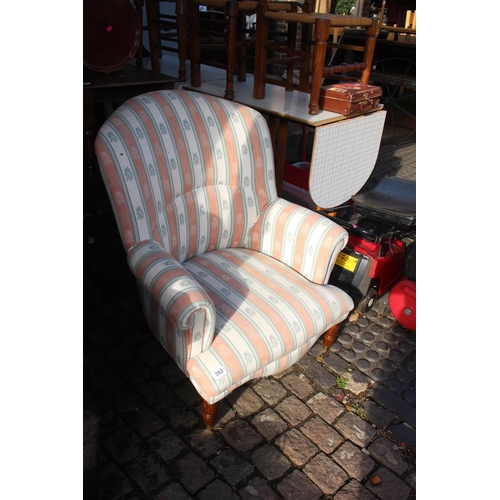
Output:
(95, 89), (353, 428)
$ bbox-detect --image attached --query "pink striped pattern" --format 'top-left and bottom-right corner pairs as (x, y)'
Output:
(248, 198), (349, 284)
(185, 249), (353, 403)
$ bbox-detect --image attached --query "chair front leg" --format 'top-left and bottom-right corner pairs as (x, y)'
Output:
(323, 323), (340, 349)
(201, 399), (221, 429)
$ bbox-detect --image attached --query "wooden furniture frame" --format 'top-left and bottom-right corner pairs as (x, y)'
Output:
(253, 0), (377, 115)
(189, 0), (300, 101)
(145, 0), (189, 80)
(189, 0), (249, 100)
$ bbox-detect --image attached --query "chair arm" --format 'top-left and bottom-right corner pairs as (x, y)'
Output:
(247, 198), (348, 284)
(127, 242), (216, 366)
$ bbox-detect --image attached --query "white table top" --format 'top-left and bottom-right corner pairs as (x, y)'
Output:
(183, 76), (373, 127)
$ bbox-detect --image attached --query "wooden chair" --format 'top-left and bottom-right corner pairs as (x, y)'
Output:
(189, 0), (248, 100)
(253, 0), (377, 115)
(95, 89), (354, 428)
(189, 0), (300, 100)
(144, 0), (188, 81)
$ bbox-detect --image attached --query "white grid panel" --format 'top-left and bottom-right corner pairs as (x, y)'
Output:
(309, 111), (386, 208)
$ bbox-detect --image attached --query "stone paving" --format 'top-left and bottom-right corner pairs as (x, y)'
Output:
(83, 126), (416, 500)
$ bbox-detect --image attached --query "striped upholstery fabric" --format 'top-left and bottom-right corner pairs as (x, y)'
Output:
(95, 90), (353, 404)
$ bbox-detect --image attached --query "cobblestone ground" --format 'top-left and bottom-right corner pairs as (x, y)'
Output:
(83, 129), (416, 500)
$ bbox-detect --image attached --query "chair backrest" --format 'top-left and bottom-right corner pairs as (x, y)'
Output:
(95, 90), (278, 262)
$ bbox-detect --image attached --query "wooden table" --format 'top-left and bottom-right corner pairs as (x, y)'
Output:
(83, 64), (177, 213)
(183, 76), (385, 207)
(380, 25), (416, 44)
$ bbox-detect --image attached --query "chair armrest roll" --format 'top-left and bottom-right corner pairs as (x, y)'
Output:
(247, 198), (348, 284)
(127, 242), (216, 366)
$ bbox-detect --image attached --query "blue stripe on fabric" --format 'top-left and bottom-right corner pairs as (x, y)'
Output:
(224, 249), (333, 340)
(98, 121), (145, 244)
(184, 259), (268, 366)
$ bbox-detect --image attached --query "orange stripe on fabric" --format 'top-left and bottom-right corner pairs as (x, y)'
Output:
(195, 261), (275, 363)
(260, 250), (335, 317)
(270, 204), (296, 259)
(206, 186), (221, 252)
(314, 224), (346, 282)
(110, 107), (160, 240)
(327, 284), (351, 314)
(200, 256), (297, 353)
(203, 259), (295, 352)
(244, 249), (337, 325)
(184, 190), (199, 260)
(221, 251), (320, 343)
(95, 136), (137, 249)
(134, 250), (212, 360)
(177, 92), (217, 189)
(209, 337), (245, 387)
(154, 92), (193, 195)
(126, 98), (173, 205)
(208, 98), (240, 186)
(237, 106), (270, 210)
(105, 114), (159, 244)
(293, 212), (321, 271)
(229, 188), (246, 247)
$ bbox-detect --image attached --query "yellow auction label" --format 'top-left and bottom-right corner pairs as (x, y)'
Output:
(335, 252), (358, 272)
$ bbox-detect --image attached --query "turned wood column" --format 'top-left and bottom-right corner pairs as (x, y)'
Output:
(253, 0), (270, 100)
(201, 399), (220, 429)
(176, 0), (188, 82)
(322, 323), (340, 349)
(224, 1), (239, 100)
(360, 19), (377, 85)
(308, 16), (330, 115)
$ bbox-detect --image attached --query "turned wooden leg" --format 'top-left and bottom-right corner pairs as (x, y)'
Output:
(201, 399), (220, 430)
(176, 0), (188, 82)
(224, 1), (238, 101)
(308, 17), (330, 115)
(323, 324), (340, 349)
(189, 0), (202, 87)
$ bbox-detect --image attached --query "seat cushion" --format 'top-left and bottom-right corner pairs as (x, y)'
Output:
(184, 248), (353, 403)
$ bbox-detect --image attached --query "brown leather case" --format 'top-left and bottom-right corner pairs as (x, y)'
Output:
(319, 83), (383, 116)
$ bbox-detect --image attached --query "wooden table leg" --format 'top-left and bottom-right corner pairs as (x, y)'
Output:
(264, 114), (288, 198)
